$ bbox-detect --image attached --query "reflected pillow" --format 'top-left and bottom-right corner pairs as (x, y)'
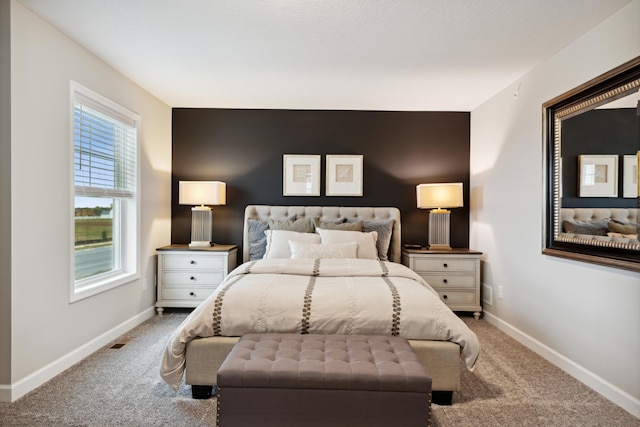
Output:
(608, 221), (638, 235)
(289, 241), (358, 259)
(264, 230), (321, 259)
(611, 218), (640, 227)
(562, 219), (609, 236)
(316, 228), (378, 260)
(607, 232), (638, 239)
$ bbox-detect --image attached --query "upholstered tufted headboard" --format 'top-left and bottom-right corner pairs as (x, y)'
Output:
(243, 205), (402, 263)
(561, 208), (638, 224)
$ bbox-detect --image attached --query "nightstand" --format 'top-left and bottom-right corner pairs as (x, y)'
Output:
(402, 248), (482, 319)
(155, 244), (238, 315)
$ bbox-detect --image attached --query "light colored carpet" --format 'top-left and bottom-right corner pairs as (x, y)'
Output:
(0, 310), (638, 426)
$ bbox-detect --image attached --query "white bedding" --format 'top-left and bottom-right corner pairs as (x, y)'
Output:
(160, 258), (481, 391)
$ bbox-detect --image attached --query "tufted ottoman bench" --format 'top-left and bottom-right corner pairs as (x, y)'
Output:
(216, 333), (432, 427)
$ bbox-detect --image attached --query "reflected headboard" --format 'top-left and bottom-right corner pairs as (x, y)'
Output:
(243, 205), (402, 263)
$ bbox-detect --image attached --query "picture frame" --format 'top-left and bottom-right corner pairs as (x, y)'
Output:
(326, 155), (363, 196)
(283, 154), (320, 196)
(578, 154), (618, 197)
(622, 154), (638, 198)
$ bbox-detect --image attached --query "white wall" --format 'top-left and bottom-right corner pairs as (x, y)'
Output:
(2, 0), (172, 401)
(470, 0), (640, 417)
(0, 0), (12, 389)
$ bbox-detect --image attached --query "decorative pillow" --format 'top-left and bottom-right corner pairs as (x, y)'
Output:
(314, 218), (363, 231)
(562, 219), (609, 236)
(361, 219), (395, 261)
(268, 217), (315, 233)
(263, 230), (321, 259)
(247, 219), (269, 260)
(608, 221), (638, 235)
(316, 228), (379, 260)
(312, 217), (345, 226)
(289, 241), (358, 259)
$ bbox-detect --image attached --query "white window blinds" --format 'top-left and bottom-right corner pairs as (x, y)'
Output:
(73, 93), (137, 198)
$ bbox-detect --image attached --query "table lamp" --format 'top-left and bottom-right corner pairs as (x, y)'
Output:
(179, 181), (226, 247)
(416, 183), (463, 250)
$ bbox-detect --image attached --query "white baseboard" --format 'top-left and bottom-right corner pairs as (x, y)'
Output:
(483, 311), (640, 418)
(0, 307), (155, 403)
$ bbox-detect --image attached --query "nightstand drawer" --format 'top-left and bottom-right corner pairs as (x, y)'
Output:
(162, 271), (224, 286)
(163, 255), (225, 270)
(437, 290), (476, 305)
(422, 274), (475, 288)
(161, 287), (216, 301)
(413, 258), (475, 273)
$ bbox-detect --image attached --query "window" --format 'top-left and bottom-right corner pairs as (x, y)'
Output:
(71, 82), (139, 301)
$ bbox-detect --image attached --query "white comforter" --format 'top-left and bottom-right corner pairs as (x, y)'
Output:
(161, 258), (480, 391)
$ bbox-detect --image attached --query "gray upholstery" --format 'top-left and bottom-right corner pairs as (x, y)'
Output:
(218, 334), (431, 392)
(561, 208), (638, 224)
(243, 205), (402, 263)
(216, 334), (431, 427)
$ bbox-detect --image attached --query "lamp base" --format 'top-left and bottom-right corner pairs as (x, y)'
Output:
(428, 209), (452, 250)
(189, 241), (212, 248)
(190, 207), (213, 248)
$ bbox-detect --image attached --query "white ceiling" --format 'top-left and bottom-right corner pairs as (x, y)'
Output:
(19, 0), (633, 111)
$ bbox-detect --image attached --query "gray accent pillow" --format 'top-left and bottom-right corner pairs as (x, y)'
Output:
(562, 219), (610, 236)
(313, 217), (362, 231)
(247, 219), (269, 260)
(268, 217), (315, 233)
(314, 217), (346, 224)
(362, 219), (395, 261)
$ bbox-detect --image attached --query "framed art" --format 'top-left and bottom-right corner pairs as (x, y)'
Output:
(578, 154), (618, 197)
(283, 155), (320, 196)
(623, 154), (638, 198)
(326, 155), (363, 196)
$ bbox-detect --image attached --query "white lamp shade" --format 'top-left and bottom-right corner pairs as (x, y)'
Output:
(179, 181), (226, 206)
(417, 183), (463, 209)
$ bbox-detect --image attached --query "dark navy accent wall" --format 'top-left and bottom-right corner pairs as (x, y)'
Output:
(171, 109), (471, 254)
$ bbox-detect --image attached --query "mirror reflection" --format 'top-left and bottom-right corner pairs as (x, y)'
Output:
(544, 57), (640, 271)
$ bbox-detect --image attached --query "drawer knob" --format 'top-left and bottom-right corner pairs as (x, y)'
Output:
(443, 279), (448, 284)
(443, 263), (448, 268)
(190, 276), (195, 281)
(189, 291), (195, 296)
(442, 294), (448, 300)
(190, 260), (196, 265)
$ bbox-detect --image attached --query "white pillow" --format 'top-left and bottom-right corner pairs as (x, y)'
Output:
(263, 230), (320, 259)
(315, 228), (379, 260)
(289, 241), (359, 259)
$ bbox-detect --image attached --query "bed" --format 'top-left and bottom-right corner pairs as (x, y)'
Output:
(559, 208), (640, 247)
(160, 205), (480, 404)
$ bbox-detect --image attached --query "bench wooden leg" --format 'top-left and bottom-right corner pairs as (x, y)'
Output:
(432, 390), (453, 405)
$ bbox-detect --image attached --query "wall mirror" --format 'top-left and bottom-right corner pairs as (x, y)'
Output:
(543, 56), (640, 272)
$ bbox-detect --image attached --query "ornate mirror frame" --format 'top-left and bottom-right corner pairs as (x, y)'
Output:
(543, 56), (640, 272)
